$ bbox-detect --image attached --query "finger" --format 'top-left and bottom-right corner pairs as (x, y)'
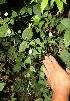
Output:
(49, 55), (60, 69)
(66, 68), (70, 75)
(43, 68), (51, 87)
(43, 60), (48, 68)
(45, 56), (48, 60)
(43, 68), (49, 77)
(45, 56), (55, 71)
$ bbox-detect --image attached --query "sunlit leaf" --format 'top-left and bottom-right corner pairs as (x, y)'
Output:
(51, 0), (55, 5)
(32, 15), (40, 23)
(30, 0), (35, 3)
(55, 0), (63, 12)
(62, 0), (66, 3)
(41, 0), (48, 14)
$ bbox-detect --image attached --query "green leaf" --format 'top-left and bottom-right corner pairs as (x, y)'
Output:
(35, 38), (41, 43)
(40, 31), (45, 40)
(20, 7), (27, 15)
(64, 29), (70, 47)
(13, 64), (21, 72)
(50, 17), (57, 27)
(22, 28), (33, 40)
(45, 4), (54, 11)
(35, 38), (41, 45)
(12, 93), (17, 101)
(37, 47), (42, 54)
(30, 0), (34, 3)
(38, 80), (44, 84)
(40, 87), (45, 93)
(40, 65), (45, 71)
(35, 38), (44, 48)
(0, 0), (6, 4)
(56, 23), (66, 31)
(44, 96), (51, 101)
(39, 21), (45, 28)
(32, 15), (40, 24)
(0, 83), (6, 91)
(59, 39), (64, 49)
(19, 41), (28, 52)
(51, 0), (55, 5)
(18, 30), (21, 33)
(32, 49), (39, 56)
(16, 56), (22, 62)
(29, 40), (35, 46)
(0, 24), (8, 37)
(27, 73), (30, 77)
(24, 57), (31, 64)
(61, 18), (70, 28)
(9, 19), (14, 25)
(2, 42), (10, 46)
(27, 8), (32, 15)
(33, 4), (41, 17)
(29, 66), (36, 72)
(40, 42), (44, 48)
(0, 18), (3, 25)
(35, 98), (43, 101)
(12, 11), (18, 18)
(62, 0), (66, 3)
(41, 0), (48, 13)
(55, 0), (63, 12)
(60, 49), (70, 67)
(40, 72), (44, 79)
(3, 18), (10, 24)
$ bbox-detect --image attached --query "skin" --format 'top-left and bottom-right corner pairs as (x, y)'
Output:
(43, 55), (70, 101)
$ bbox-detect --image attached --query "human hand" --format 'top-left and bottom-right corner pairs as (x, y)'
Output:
(43, 55), (70, 95)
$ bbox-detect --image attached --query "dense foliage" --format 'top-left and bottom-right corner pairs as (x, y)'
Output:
(0, 0), (70, 100)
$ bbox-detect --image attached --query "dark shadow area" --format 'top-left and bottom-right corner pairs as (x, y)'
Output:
(55, 55), (66, 70)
